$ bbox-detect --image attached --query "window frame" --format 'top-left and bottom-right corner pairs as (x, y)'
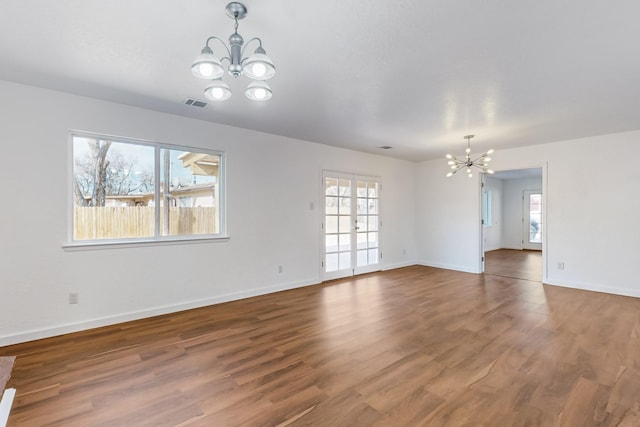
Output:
(65, 131), (228, 250)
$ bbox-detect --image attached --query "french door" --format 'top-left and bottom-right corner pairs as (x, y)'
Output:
(322, 172), (381, 281)
(523, 190), (543, 250)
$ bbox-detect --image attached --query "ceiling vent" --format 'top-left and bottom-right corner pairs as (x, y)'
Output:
(379, 146), (393, 150)
(184, 98), (208, 108)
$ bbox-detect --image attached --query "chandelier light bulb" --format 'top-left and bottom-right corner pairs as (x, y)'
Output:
(245, 80), (272, 101)
(487, 149), (494, 155)
(204, 79), (232, 101)
(199, 63), (214, 77)
(448, 160), (455, 165)
(252, 63), (266, 78)
(468, 173), (473, 178)
(211, 87), (224, 99)
(487, 169), (495, 174)
(446, 172), (454, 178)
(254, 88), (266, 99)
(485, 157), (492, 162)
(446, 154), (453, 159)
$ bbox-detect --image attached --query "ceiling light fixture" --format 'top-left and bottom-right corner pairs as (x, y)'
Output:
(192, 2), (275, 101)
(445, 135), (495, 178)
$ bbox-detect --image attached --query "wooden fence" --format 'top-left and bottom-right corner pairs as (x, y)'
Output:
(74, 206), (217, 240)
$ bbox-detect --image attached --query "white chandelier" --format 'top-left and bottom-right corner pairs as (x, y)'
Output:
(191, 2), (276, 101)
(446, 135), (495, 178)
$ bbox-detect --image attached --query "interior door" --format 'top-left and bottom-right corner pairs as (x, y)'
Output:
(322, 172), (381, 280)
(523, 190), (542, 250)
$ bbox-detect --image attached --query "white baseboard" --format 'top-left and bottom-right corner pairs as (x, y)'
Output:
(0, 388), (15, 427)
(0, 278), (320, 347)
(417, 260), (480, 274)
(382, 260), (418, 271)
(544, 278), (640, 299)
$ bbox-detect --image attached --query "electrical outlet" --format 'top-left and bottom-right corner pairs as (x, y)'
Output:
(557, 262), (565, 270)
(69, 292), (79, 304)
(278, 265), (283, 273)
(403, 249), (407, 255)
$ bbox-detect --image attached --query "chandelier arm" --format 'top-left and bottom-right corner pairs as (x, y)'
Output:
(206, 36), (232, 57)
(240, 37), (263, 60)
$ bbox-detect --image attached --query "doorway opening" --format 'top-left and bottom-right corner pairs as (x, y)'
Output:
(481, 167), (544, 282)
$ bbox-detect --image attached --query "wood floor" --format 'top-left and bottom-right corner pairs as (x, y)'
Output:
(485, 249), (542, 282)
(2, 265), (640, 426)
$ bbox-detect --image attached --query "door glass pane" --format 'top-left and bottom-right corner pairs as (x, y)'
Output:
(529, 194), (542, 243)
(357, 250), (368, 267)
(368, 216), (379, 231)
(325, 235), (338, 252)
(325, 196), (338, 214)
(339, 216), (351, 233)
(368, 232), (379, 248)
(357, 216), (367, 232)
(368, 248), (379, 264)
(339, 252), (351, 269)
(326, 253), (338, 272)
(368, 199), (378, 214)
(339, 179), (351, 196)
(356, 181), (367, 197)
(338, 197), (351, 214)
(367, 183), (378, 198)
(357, 233), (367, 249)
(326, 216), (338, 233)
(357, 198), (367, 214)
(339, 233), (351, 251)
(325, 178), (338, 195)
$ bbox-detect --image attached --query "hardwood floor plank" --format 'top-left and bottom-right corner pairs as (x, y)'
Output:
(2, 265), (640, 426)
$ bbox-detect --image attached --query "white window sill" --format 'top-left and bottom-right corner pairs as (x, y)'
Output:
(63, 235), (230, 251)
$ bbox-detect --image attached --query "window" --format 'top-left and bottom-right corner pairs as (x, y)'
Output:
(70, 133), (225, 244)
(482, 190), (492, 227)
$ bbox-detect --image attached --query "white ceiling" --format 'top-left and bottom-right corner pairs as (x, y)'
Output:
(1, 1), (639, 161)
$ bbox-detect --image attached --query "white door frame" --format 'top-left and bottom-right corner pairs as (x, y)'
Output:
(479, 163), (548, 282)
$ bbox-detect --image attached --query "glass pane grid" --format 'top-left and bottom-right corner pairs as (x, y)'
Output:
(324, 177), (379, 273)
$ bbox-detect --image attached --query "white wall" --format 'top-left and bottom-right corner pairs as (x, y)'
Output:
(417, 130), (640, 297)
(0, 80), (418, 345)
(416, 163), (482, 273)
(483, 176), (503, 251)
(501, 177), (542, 250)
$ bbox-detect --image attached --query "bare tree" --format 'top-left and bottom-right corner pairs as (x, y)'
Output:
(74, 140), (153, 206)
(90, 140), (111, 206)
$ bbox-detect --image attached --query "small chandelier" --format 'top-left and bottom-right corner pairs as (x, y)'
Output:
(445, 135), (495, 178)
(191, 2), (276, 101)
